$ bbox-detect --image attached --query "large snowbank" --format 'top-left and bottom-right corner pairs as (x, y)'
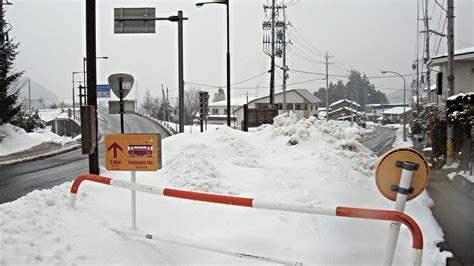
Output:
(0, 113), (449, 265)
(0, 123), (67, 156)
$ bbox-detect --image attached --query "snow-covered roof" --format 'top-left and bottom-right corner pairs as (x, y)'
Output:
(328, 107), (363, 116)
(234, 89), (321, 112)
(38, 109), (63, 122)
(329, 99), (361, 108)
(383, 107), (412, 115)
(293, 89), (322, 104)
(209, 96), (257, 107)
(429, 46), (474, 66)
(447, 92), (474, 101)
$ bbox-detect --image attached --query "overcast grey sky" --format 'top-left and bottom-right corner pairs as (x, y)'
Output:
(6, 0), (474, 105)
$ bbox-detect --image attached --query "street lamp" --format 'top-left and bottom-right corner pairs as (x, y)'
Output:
(72, 71), (85, 120)
(196, 0), (231, 127)
(82, 56), (109, 105)
(381, 70), (407, 141)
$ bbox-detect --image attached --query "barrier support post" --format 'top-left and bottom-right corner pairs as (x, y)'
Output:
(383, 161), (417, 265)
(131, 171), (136, 231)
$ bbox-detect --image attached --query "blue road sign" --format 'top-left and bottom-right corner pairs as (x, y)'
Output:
(97, 84), (111, 98)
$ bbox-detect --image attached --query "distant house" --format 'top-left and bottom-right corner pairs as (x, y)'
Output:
(365, 103), (410, 122)
(234, 89), (322, 128)
(427, 47), (474, 105)
(327, 99), (362, 121)
(382, 106), (413, 123)
(207, 96), (257, 125)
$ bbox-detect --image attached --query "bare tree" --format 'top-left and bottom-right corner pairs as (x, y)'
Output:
(141, 89), (162, 119)
(184, 88), (200, 124)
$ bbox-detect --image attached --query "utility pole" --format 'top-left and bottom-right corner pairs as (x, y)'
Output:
(270, 0), (275, 106)
(423, 0), (431, 103)
(325, 51), (333, 121)
(263, 1), (288, 109)
(415, 0), (420, 110)
(446, 0), (455, 165)
(447, 0), (455, 97)
(281, 7), (288, 113)
(263, 0), (281, 107)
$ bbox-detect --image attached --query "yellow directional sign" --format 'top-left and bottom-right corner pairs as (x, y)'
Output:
(105, 134), (161, 171)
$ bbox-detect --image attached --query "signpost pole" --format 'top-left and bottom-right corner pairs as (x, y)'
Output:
(119, 77), (124, 134)
(383, 163), (415, 265)
(131, 170), (136, 230)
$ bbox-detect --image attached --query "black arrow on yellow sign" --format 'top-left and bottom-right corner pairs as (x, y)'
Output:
(108, 142), (123, 158)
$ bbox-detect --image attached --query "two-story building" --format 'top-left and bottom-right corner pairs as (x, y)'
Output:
(327, 99), (362, 121)
(207, 96), (257, 125)
(427, 47), (474, 105)
(234, 89), (322, 129)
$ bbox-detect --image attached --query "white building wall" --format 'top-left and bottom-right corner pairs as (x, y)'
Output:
(435, 60), (474, 105)
(234, 90), (319, 128)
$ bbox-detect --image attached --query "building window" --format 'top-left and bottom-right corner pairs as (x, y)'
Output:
(295, 103), (307, 110)
(212, 109), (219, 115)
(256, 103), (272, 109)
(223, 109), (227, 115)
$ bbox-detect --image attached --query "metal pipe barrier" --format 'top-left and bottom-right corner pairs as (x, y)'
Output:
(70, 174), (423, 265)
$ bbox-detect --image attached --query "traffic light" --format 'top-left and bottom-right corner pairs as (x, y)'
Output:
(199, 91), (209, 132)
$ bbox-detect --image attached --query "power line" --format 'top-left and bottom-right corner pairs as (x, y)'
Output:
(286, 29), (324, 59)
(185, 77), (325, 90)
(287, 23), (325, 57)
(232, 72), (268, 86)
(288, 68), (417, 79)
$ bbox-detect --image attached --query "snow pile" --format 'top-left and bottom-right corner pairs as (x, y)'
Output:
(0, 123), (66, 156)
(448, 171), (474, 183)
(0, 116), (450, 265)
(392, 125), (414, 148)
(270, 112), (314, 144)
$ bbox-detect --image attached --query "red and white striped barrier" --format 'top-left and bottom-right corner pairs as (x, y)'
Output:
(70, 174), (423, 265)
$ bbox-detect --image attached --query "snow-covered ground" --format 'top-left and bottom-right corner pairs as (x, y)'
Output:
(0, 123), (70, 157)
(0, 113), (450, 265)
(0, 109), (76, 158)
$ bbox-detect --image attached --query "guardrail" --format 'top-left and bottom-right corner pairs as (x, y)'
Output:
(70, 174), (423, 265)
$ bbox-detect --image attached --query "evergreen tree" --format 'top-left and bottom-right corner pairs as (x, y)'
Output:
(212, 88), (226, 102)
(314, 69), (389, 108)
(0, 7), (23, 125)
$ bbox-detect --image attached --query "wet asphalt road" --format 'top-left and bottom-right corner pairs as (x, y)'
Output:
(358, 126), (397, 156)
(428, 169), (474, 265)
(0, 110), (170, 204)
